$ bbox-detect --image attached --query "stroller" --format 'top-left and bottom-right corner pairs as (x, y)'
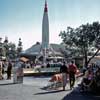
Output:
(45, 73), (69, 90)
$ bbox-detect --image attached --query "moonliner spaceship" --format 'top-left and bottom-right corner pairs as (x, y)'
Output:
(22, 0), (68, 62)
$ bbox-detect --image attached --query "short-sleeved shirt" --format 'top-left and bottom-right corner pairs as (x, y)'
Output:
(69, 64), (77, 74)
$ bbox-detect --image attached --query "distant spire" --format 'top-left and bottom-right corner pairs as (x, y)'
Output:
(0, 37), (2, 43)
(44, 0), (48, 12)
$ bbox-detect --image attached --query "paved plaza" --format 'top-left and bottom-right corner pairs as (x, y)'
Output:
(0, 76), (100, 100)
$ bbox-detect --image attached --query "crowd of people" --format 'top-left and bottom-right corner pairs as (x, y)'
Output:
(0, 59), (24, 84)
(79, 63), (100, 93)
(59, 61), (100, 93)
(0, 60), (12, 80)
(0, 58), (100, 94)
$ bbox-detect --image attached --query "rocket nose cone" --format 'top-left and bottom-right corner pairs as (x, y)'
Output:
(44, 0), (48, 12)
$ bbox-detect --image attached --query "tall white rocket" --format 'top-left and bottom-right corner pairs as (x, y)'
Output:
(42, 0), (49, 49)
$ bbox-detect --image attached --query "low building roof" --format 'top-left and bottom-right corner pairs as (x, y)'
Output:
(21, 43), (68, 57)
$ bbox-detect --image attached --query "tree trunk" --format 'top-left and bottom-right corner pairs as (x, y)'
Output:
(87, 48), (100, 65)
(84, 50), (88, 68)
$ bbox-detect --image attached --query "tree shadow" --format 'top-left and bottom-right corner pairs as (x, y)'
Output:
(62, 87), (100, 100)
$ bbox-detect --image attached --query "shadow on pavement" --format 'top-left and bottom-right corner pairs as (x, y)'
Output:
(34, 87), (71, 95)
(62, 87), (100, 100)
(34, 90), (63, 95)
(0, 83), (17, 86)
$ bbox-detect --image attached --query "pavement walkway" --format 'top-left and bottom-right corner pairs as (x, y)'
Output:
(0, 76), (100, 100)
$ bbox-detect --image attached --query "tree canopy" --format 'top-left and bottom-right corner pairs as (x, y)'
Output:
(59, 22), (100, 67)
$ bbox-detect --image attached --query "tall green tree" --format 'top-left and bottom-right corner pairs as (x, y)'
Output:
(8, 42), (17, 59)
(17, 38), (23, 57)
(59, 22), (100, 67)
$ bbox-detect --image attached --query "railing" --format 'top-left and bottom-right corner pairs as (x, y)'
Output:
(37, 67), (60, 73)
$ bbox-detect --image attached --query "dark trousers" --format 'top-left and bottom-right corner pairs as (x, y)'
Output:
(69, 72), (75, 88)
(7, 71), (11, 79)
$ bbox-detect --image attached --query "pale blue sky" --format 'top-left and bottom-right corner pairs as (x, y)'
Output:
(0, 0), (100, 50)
